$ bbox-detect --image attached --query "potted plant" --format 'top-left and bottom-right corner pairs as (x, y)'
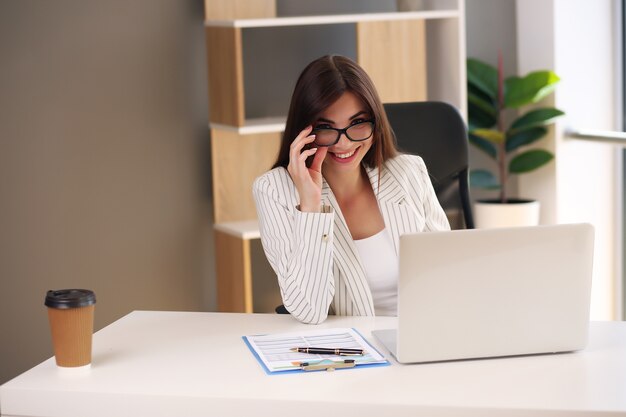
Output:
(467, 53), (564, 228)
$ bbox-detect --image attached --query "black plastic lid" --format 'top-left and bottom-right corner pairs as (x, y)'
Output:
(45, 289), (96, 309)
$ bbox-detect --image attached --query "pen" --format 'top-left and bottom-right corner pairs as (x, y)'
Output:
(290, 347), (365, 356)
(299, 359), (356, 371)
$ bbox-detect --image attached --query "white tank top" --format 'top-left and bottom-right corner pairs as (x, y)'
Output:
(353, 228), (398, 316)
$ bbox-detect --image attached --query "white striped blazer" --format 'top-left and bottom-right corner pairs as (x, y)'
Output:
(252, 154), (450, 324)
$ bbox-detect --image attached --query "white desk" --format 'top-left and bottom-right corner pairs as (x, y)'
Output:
(1, 311), (625, 417)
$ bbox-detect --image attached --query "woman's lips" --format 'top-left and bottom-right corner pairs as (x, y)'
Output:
(328, 146), (359, 163)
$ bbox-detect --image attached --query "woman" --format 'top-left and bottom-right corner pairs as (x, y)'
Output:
(253, 55), (449, 324)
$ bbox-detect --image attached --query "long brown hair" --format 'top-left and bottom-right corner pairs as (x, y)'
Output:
(273, 55), (398, 170)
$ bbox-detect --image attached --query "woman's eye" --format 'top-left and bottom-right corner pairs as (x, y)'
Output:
(351, 118), (366, 125)
(314, 124), (332, 130)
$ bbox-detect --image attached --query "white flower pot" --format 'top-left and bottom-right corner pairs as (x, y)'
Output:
(473, 199), (540, 229)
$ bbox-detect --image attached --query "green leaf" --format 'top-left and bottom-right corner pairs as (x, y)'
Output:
(470, 169), (500, 190)
(471, 128), (505, 144)
(468, 92), (497, 117)
(467, 58), (498, 99)
(468, 111), (495, 131)
(468, 82), (495, 106)
(504, 71), (560, 108)
(506, 127), (548, 153)
(509, 149), (554, 173)
(510, 108), (564, 131)
(468, 94), (497, 129)
(469, 132), (497, 159)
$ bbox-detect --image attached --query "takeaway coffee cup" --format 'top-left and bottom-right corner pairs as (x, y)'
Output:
(44, 289), (96, 368)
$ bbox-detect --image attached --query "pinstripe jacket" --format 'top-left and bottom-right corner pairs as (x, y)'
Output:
(252, 154), (450, 324)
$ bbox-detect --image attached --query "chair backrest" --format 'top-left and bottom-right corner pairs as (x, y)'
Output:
(383, 101), (474, 229)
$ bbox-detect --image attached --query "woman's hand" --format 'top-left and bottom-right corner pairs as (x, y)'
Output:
(287, 126), (328, 212)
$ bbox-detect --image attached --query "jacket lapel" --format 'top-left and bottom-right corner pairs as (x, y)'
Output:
(366, 164), (419, 255)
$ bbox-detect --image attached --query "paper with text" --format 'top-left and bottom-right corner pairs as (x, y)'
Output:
(243, 327), (388, 373)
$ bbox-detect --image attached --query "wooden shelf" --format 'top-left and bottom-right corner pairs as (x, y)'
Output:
(206, 19), (431, 126)
(205, 6), (465, 127)
(214, 220), (260, 239)
(205, 10), (460, 28)
(210, 128), (281, 223)
(209, 117), (286, 134)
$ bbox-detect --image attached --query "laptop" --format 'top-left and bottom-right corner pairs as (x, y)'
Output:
(372, 223), (594, 363)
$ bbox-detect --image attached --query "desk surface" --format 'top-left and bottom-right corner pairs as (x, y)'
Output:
(1, 311), (625, 417)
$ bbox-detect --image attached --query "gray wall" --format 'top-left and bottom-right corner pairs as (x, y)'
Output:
(0, 0), (213, 384)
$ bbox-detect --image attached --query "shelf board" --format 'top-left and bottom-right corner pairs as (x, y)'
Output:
(214, 220), (260, 239)
(205, 10), (460, 28)
(210, 117), (286, 134)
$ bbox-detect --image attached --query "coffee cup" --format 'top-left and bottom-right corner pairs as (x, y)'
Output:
(44, 289), (96, 368)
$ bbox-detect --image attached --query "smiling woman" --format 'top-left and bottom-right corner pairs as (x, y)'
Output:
(252, 55), (450, 324)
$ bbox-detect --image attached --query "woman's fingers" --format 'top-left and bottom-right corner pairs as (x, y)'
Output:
(309, 146), (328, 172)
(288, 126), (317, 175)
(286, 126), (325, 211)
(299, 147), (318, 162)
(289, 126), (315, 154)
(289, 148), (317, 181)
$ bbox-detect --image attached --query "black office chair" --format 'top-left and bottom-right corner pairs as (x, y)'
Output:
(276, 101), (474, 314)
(383, 101), (474, 229)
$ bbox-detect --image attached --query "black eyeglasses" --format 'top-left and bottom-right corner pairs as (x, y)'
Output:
(312, 120), (375, 147)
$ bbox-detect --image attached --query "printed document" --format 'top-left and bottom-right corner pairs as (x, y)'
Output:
(243, 327), (388, 373)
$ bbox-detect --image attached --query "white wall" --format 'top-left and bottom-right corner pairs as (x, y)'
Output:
(517, 0), (620, 320)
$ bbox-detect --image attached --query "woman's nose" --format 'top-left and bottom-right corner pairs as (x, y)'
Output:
(336, 131), (351, 146)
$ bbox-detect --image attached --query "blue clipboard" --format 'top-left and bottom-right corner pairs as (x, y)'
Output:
(242, 327), (390, 375)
